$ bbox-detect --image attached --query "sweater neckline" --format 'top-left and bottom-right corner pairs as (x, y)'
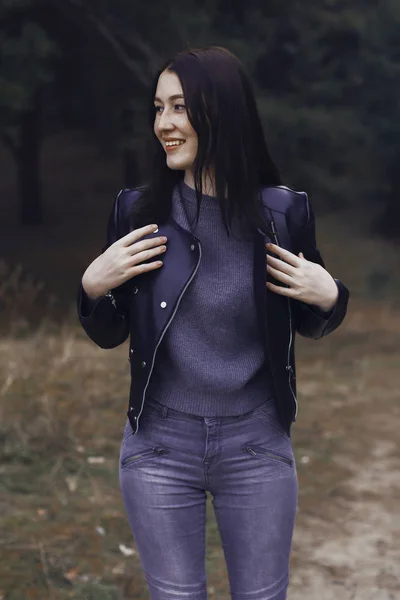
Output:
(179, 180), (220, 209)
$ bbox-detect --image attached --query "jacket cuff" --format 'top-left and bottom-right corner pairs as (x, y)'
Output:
(78, 283), (114, 320)
(306, 303), (335, 320)
(79, 284), (100, 318)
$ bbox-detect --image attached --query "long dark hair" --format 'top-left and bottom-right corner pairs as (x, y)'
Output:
(130, 46), (282, 239)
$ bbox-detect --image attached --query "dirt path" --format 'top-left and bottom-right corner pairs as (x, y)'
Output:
(288, 303), (400, 600)
(291, 438), (400, 599)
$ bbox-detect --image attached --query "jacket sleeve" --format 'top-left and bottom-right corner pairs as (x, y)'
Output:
(77, 190), (130, 349)
(292, 193), (350, 340)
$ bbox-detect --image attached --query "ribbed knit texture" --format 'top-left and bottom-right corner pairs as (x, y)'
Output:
(145, 180), (278, 418)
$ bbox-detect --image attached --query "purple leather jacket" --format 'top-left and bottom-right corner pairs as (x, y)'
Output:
(77, 185), (349, 437)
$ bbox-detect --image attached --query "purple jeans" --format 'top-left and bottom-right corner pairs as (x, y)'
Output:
(119, 397), (298, 600)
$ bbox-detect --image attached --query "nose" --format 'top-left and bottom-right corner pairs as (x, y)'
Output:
(157, 108), (175, 132)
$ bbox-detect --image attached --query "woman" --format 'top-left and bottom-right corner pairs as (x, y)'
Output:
(78, 46), (349, 600)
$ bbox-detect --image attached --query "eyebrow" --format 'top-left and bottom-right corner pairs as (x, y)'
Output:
(154, 94), (185, 103)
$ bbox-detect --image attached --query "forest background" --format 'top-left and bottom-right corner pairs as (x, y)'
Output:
(0, 1), (399, 599)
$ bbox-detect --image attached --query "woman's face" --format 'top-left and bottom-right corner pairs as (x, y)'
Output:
(153, 70), (198, 173)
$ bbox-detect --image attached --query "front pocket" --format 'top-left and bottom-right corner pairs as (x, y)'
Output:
(121, 447), (166, 468)
(245, 445), (293, 466)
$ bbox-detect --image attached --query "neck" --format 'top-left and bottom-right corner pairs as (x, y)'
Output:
(184, 169), (216, 196)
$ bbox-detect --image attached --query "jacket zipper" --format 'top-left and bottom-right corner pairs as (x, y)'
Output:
(136, 238), (203, 429)
(269, 220), (299, 421)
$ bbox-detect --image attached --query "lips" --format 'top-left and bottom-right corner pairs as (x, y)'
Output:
(164, 140), (186, 152)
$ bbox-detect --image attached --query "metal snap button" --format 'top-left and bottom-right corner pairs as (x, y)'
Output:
(190, 244), (195, 251)
(133, 286), (138, 294)
(154, 227), (158, 233)
(160, 301), (167, 308)
(141, 361), (146, 368)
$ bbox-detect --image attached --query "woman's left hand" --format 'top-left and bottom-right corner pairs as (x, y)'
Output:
(265, 243), (339, 312)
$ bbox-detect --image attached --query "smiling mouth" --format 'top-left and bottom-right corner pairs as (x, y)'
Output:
(164, 140), (186, 151)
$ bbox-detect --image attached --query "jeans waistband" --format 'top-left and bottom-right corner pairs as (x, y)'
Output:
(143, 395), (277, 423)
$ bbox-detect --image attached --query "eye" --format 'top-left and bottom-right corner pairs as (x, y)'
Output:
(153, 104), (186, 114)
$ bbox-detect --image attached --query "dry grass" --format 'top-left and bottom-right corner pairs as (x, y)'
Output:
(0, 317), (133, 599)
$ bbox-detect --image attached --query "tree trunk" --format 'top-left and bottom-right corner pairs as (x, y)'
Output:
(16, 89), (43, 225)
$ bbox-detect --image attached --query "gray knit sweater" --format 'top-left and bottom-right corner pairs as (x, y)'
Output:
(145, 180), (277, 418)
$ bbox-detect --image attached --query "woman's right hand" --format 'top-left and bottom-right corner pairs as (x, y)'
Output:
(82, 224), (167, 300)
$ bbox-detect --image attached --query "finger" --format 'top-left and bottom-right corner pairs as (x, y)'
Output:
(130, 244), (167, 263)
(266, 254), (296, 276)
(127, 237), (166, 256)
(265, 281), (294, 296)
(129, 258), (164, 277)
(120, 224), (159, 247)
(266, 243), (301, 267)
(266, 264), (293, 286)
